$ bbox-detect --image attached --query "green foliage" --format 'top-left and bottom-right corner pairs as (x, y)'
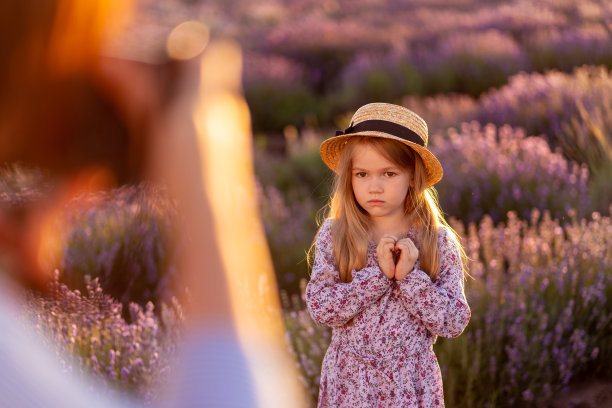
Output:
(424, 55), (516, 97)
(589, 162), (612, 214)
(245, 82), (329, 132)
(255, 140), (333, 207)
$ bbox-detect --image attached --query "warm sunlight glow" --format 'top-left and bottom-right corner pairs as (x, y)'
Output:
(48, 0), (132, 73)
(166, 21), (210, 60)
(191, 40), (306, 408)
(199, 39), (243, 93)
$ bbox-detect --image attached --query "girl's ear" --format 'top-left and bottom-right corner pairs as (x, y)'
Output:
(409, 172), (415, 188)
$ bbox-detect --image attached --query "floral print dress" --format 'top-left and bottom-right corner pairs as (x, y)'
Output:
(306, 219), (471, 408)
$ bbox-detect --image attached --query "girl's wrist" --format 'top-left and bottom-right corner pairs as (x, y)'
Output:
(395, 264), (415, 280)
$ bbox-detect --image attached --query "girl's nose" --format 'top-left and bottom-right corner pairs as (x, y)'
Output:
(369, 178), (384, 193)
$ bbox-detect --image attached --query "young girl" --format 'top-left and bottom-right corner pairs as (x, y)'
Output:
(306, 103), (470, 407)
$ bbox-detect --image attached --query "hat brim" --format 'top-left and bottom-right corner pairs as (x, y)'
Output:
(320, 131), (443, 187)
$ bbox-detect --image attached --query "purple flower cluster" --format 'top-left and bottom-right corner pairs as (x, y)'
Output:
(23, 270), (184, 404)
(431, 122), (591, 223)
(333, 26), (531, 107)
(264, 14), (391, 55)
(280, 282), (332, 405)
(242, 52), (307, 86)
(401, 93), (479, 134)
(254, 134), (339, 295)
(335, 52), (422, 107)
(475, 65), (612, 172)
(439, 209), (612, 406)
(255, 179), (320, 294)
(526, 24), (612, 71)
(0, 164), (53, 213)
(412, 29), (530, 95)
(49, 184), (181, 311)
(397, 65), (612, 186)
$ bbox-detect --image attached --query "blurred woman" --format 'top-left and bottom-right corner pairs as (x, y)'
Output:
(0, 1), (262, 406)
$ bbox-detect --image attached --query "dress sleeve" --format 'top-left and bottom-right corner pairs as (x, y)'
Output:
(397, 226), (471, 338)
(305, 219), (393, 328)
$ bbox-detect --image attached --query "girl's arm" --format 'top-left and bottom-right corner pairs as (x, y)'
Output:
(305, 219), (392, 328)
(397, 227), (471, 338)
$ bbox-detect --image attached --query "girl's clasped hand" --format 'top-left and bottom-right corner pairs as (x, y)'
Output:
(376, 234), (419, 281)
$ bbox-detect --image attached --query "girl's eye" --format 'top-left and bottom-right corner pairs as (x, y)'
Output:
(355, 172), (367, 178)
(384, 171), (396, 177)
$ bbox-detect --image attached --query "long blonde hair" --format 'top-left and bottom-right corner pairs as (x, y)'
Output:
(315, 137), (467, 282)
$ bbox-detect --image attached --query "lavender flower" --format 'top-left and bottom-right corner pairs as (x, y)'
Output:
(432, 122), (591, 223)
(23, 271), (184, 404)
(48, 183), (181, 312)
(475, 65), (612, 173)
(414, 30), (529, 95)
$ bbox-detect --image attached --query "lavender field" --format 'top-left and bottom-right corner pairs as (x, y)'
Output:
(3, 0), (612, 406)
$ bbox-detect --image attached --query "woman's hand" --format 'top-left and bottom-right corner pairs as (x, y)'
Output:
(376, 234), (397, 279)
(394, 237), (419, 281)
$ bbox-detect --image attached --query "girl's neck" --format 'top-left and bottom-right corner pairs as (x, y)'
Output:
(370, 213), (416, 242)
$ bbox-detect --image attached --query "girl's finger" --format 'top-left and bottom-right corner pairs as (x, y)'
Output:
(381, 234), (398, 243)
(380, 240), (393, 248)
(377, 243), (395, 257)
(395, 240), (418, 259)
(394, 242), (410, 253)
(378, 238), (397, 252)
(394, 241), (408, 249)
(381, 239), (396, 247)
(384, 243), (395, 252)
(398, 239), (417, 253)
(398, 237), (415, 246)
(378, 237), (395, 245)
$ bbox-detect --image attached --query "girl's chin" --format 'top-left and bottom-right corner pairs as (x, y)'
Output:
(366, 208), (406, 219)
(366, 210), (392, 218)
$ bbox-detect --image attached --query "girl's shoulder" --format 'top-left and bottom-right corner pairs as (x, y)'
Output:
(315, 218), (334, 249)
(436, 224), (462, 250)
(437, 224), (450, 240)
(319, 217), (334, 232)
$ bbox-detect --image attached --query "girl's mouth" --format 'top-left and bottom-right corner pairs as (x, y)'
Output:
(368, 199), (384, 205)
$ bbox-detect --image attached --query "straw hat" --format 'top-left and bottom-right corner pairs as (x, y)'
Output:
(320, 102), (443, 186)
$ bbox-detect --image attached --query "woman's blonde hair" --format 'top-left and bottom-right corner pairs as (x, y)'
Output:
(314, 136), (468, 282)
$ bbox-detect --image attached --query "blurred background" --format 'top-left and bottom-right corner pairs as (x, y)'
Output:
(1, 0), (612, 407)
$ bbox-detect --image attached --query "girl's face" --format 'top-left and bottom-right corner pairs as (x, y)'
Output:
(351, 143), (412, 222)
